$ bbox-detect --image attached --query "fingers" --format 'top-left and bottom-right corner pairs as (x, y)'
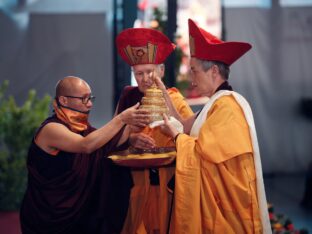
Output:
(139, 136), (155, 149)
(154, 76), (166, 91)
(130, 133), (155, 149)
(131, 102), (140, 109)
(129, 125), (144, 133)
(134, 114), (150, 124)
(163, 113), (169, 124)
(135, 109), (150, 115)
(121, 105), (151, 126)
(160, 114), (179, 138)
(133, 122), (149, 128)
(151, 70), (155, 81)
(132, 110), (151, 124)
(132, 117), (150, 126)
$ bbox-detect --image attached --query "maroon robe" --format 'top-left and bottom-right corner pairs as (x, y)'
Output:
(20, 115), (131, 234)
(116, 86), (144, 114)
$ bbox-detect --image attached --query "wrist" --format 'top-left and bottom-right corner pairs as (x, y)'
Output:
(118, 113), (125, 125)
(173, 133), (180, 143)
(163, 90), (170, 98)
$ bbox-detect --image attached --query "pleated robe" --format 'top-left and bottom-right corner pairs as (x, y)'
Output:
(121, 87), (194, 234)
(173, 95), (264, 234)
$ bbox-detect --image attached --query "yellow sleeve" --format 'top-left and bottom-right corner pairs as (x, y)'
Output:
(168, 87), (194, 118)
(174, 133), (202, 234)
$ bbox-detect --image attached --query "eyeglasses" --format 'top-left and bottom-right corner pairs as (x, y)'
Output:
(64, 95), (96, 104)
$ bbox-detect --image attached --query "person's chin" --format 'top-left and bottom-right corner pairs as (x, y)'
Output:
(198, 90), (208, 97)
(81, 108), (91, 114)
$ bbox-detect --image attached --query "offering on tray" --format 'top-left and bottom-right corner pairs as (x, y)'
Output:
(139, 83), (169, 122)
(108, 150), (176, 168)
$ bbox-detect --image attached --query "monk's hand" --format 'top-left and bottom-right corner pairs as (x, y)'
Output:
(160, 114), (179, 138)
(120, 103), (150, 127)
(128, 124), (145, 133)
(154, 76), (166, 93)
(129, 132), (156, 149)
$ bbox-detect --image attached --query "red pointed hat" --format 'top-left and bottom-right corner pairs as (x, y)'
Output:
(188, 19), (252, 66)
(116, 28), (176, 66)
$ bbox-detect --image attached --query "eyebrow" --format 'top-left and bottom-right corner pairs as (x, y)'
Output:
(81, 93), (92, 97)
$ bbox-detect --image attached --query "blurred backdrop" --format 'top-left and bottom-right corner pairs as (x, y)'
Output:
(0, 0), (312, 232)
(1, 0), (311, 173)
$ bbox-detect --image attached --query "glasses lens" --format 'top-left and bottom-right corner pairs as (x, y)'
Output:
(89, 96), (96, 102)
(83, 96), (95, 104)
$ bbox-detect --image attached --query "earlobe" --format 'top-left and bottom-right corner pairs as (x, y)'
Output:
(212, 65), (218, 74)
(160, 67), (165, 77)
(58, 96), (67, 106)
(211, 66), (218, 79)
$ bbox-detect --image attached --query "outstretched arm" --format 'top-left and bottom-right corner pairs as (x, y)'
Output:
(37, 103), (150, 154)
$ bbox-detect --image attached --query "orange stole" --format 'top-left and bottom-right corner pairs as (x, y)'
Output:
(52, 100), (88, 133)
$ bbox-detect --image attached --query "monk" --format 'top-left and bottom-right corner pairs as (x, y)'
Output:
(20, 76), (150, 234)
(115, 28), (193, 234)
(159, 19), (272, 234)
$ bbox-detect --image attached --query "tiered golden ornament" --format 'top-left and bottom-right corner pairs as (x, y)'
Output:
(139, 83), (169, 122)
(109, 82), (177, 168)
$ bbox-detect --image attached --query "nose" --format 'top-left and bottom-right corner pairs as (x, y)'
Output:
(86, 99), (93, 108)
(142, 72), (150, 83)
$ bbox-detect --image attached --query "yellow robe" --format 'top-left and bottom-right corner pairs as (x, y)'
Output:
(173, 95), (262, 234)
(122, 88), (193, 234)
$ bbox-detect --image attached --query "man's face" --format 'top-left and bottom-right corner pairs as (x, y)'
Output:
(132, 64), (162, 93)
(190, 58), (215, 98)
(62, 81), (93, 113)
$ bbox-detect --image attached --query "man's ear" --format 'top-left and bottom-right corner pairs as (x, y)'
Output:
(58, 96), (67, 106)
(159, 65), (165, 78)
(211, 65), (219, 76)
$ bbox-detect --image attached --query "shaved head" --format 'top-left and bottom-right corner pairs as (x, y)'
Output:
(55, 76), (90, 97)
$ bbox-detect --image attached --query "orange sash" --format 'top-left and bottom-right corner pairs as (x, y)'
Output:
(53, 99), (89, 133)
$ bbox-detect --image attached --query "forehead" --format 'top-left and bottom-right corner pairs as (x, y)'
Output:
(73, 81), (91, 96)
(190, 58), (200, 68)
(132, 64), (157, 72)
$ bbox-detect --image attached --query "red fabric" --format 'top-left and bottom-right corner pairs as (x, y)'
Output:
(188, 19), (252, 65)
(138, 0), (148, 11)
(0, 212), (20, 234)
(116, 28), (175, 65)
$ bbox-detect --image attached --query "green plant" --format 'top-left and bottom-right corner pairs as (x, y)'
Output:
(0, 80), (50, 210)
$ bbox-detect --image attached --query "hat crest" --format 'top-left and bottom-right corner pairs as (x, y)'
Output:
(188, 19), (252, 65)
(124, 42), (157, 65)
(117, 28), (175, 66)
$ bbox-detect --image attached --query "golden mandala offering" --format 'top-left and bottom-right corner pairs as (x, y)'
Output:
(139, 83), (169, 122)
